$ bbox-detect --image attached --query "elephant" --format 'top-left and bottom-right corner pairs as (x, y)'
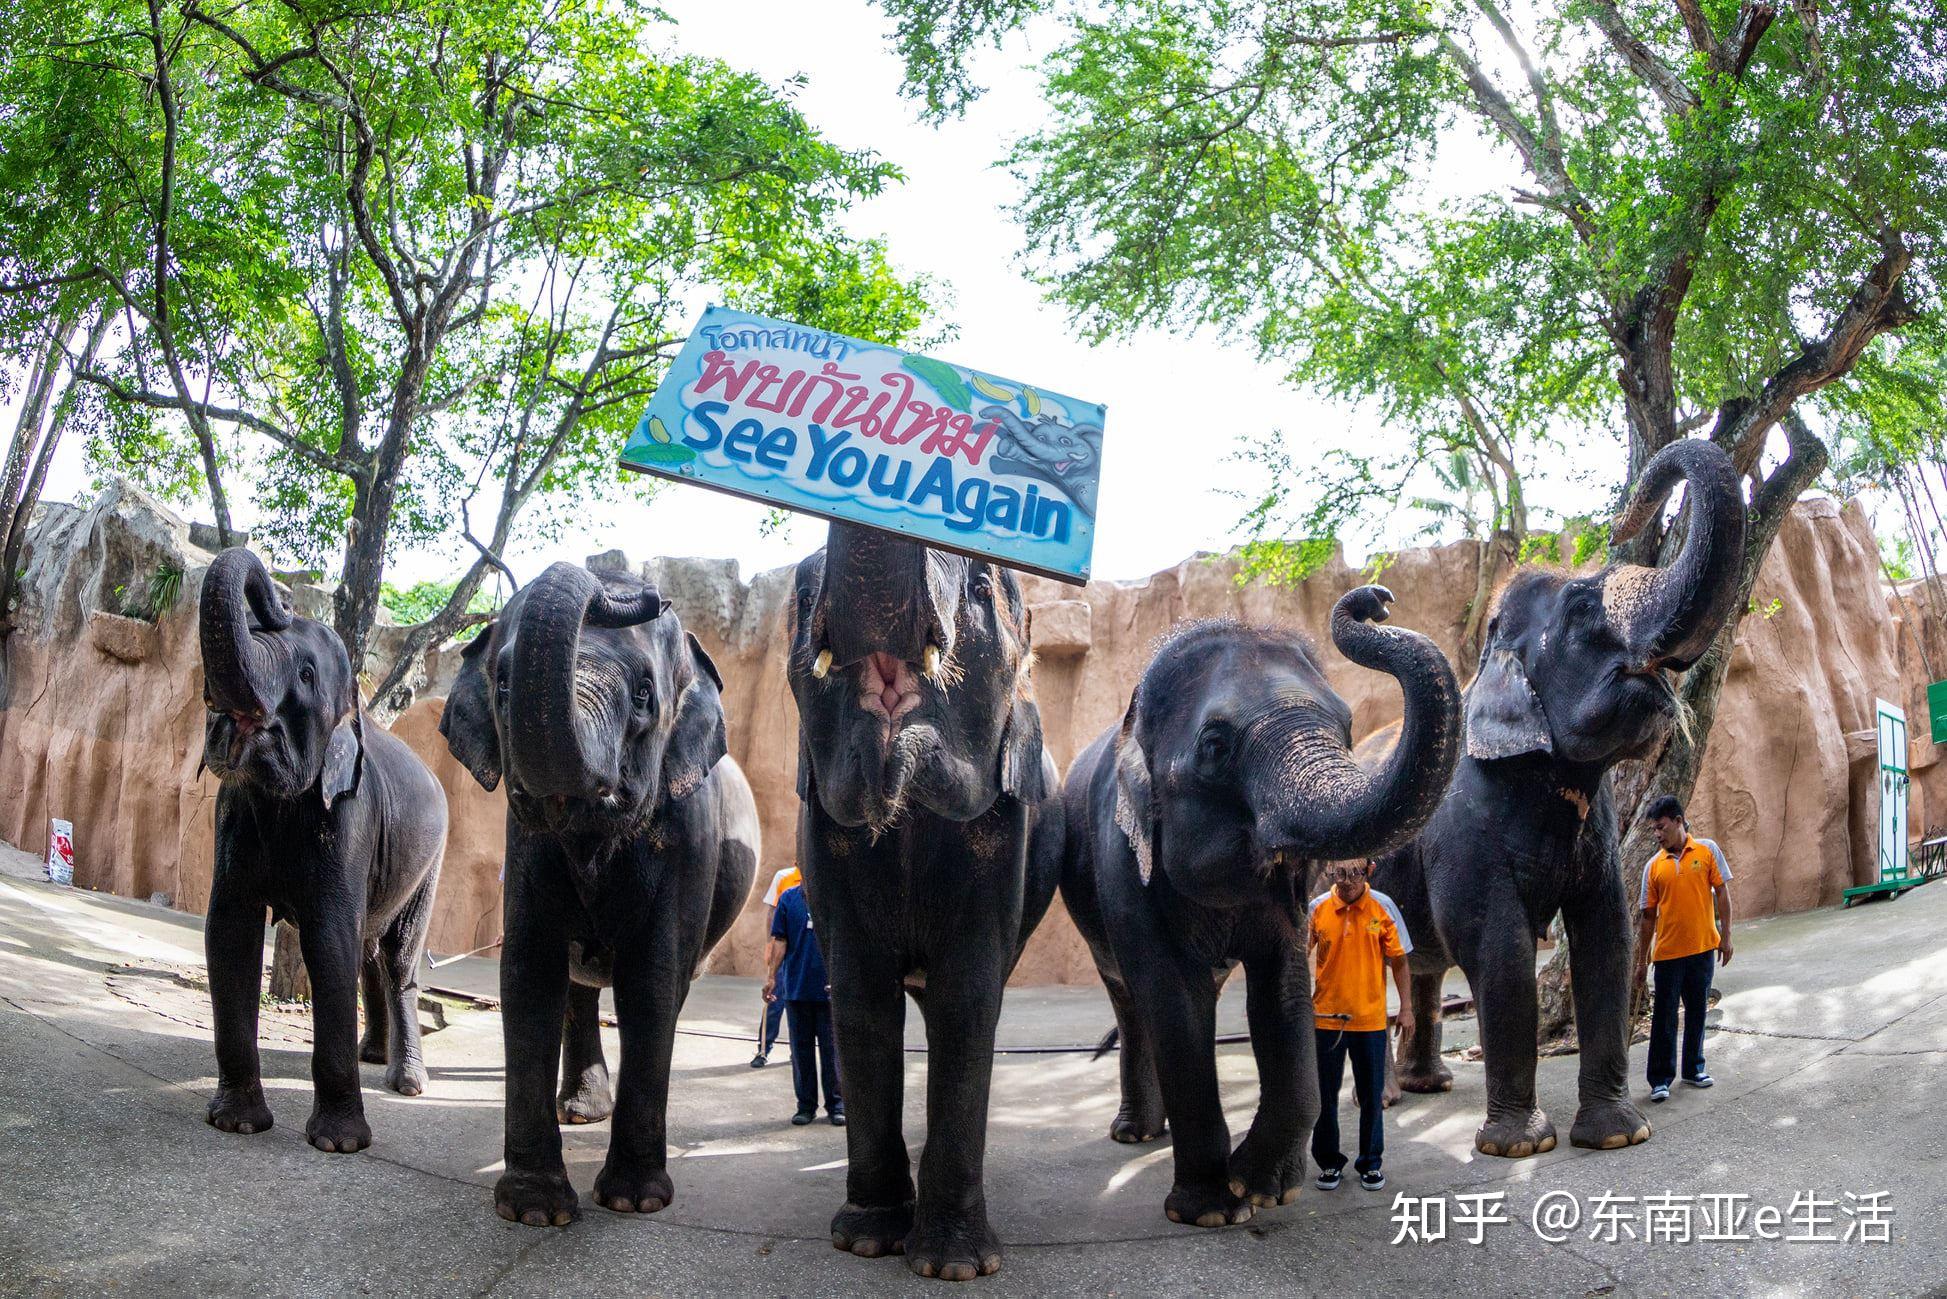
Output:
(198, 547), (448, 1154)
(439, 561), (759, 1226)
(1059, 586), (1460, 1227)
(1373, 437), (1745, 1158)
(786, 521), (1063, 1281)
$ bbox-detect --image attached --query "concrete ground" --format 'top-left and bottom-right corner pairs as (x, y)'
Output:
(1, 842), (1942, 1296)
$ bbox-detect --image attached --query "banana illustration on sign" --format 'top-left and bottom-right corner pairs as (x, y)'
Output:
(969, 373), (1017, 404)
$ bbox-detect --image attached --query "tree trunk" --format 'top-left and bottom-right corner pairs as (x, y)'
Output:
(268, 921), (310, 1002)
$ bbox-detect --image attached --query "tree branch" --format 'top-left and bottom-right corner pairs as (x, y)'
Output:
(1439, 34), (1597, 246)
(1583, 0), (1699, 114)
(73, 370), (349, 476)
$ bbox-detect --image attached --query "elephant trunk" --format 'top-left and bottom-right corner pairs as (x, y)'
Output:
(199, 547), (291, 718)
(1607, 439), (1746, 672)
(508, 562), (661, 799)
(821, 522), (953, 666)
(1255, 586), (1460, 863)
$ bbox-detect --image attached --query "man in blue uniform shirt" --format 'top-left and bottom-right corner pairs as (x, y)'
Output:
(765, 881), (844, 1126)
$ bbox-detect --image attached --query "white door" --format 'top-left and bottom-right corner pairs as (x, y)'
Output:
(1877, 699), (1910, 883)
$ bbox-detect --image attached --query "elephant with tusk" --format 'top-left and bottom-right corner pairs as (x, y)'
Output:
(198, 547), (449, 1154)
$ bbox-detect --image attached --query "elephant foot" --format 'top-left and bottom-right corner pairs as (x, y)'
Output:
(1396, 1062), (1454, 1094)
(594, 1158), (673, 1214)
(831, 1200), (914, 1259)
(557, 1066), (614, 1125)
(305, 1103), (371, 1154)
(1474, 1108), (1556, 1159)
(495, 1168), (579, 1227)
(905, 1204), (1002, 1281)
(1165, 1179), (1253, 1228)
(385, 1059), (427, 1097)
(1227, 1134), (1306, 1208)
(358, 1034), (387, 1066)
(1109, 1097), (1167, 1144)
(1570, 1099), (1651, 1151)
(206, 1085), (273, 1136)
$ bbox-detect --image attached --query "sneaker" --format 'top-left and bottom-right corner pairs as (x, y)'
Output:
(1360, 1169), (1386, 1192)
(1315, 1167), (1342, 1191)
(1683, 1072), (1714, 1089)
(750, 1054), (768, 1069)
(791, 1110), (815, 1126)
(1648, 1084), (1670, 1103)
(829, 1110), (847, 1127)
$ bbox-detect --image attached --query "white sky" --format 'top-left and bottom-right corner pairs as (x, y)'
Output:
(22, 0), (1630, 586)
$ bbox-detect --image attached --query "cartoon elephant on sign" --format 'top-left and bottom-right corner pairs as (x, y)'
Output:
(787, 521), (1063, 1281)
(1373, 438), (1745, 1158)
(198, 547), (448, 1153)
(1060, 588), (1459, 1226)
(980, 406), (1103, 517)
(440, 561), (759, 1225)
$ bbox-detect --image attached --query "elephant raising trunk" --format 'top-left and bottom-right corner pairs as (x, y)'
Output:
(506, 562), (664, 800)
(1248, 586), (1461, 867)
(1606, 439), (1746, 673)
(199, 547), (293, 720)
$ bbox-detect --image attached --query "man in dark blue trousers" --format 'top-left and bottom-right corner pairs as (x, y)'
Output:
(765, 881), (843, 1126)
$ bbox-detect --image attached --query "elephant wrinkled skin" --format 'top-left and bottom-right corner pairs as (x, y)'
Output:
(441, 561), (759, 1225)
(1373, 438), (1746, 1159)
(787, 522), (1062, 1281)
(198, 547), (449, 1153)
(1060, 586), (1460, 1226)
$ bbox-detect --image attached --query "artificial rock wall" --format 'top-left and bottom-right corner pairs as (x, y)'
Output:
(1, 483), (1935, 984)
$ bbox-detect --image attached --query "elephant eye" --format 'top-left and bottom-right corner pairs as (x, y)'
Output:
(1194, 722), (1236, 779)
(634, 678), (655, 711)
(298, 664), (314, 686)
(973, 574), (994, 601)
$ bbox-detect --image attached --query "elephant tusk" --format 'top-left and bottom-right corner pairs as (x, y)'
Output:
(922, 644), (942, 681)
(812, 649), (832, 680)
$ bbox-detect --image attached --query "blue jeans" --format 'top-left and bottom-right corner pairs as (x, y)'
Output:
(785, 1000), (842, 1115)
(761, 996), (785, 1055)
(1648, 949), (1715, 1087)
(1312, 1028), (1387, 1174)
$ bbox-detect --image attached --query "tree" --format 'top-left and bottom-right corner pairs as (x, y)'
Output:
(872, 0), (1943, 1040)
(3, 0), (934, 712)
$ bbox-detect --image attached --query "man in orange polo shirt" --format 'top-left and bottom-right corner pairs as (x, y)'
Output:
(1634, 795), (1735, 1103)
(1309, 860), (1414, 1192)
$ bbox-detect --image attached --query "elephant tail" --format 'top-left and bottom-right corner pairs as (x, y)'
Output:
(1091, 1025), (1119, 1060)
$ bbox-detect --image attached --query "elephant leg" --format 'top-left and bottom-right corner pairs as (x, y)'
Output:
(557, 981), (613, 1125)
(1392, 967), (1452, 1098)
(377, 879), (435, 1097)
(358, 955), (388, 1065)
(495, 872), (577, 1226)
(905, 971), (1006, 1281)
(594, 926), (683, 1216)
(1105, 974), (1166, 1144)
(1227, 944), (1319, 1208)
(1562, 877), (1651, 1151)
(1459, 924), (1556, 1159)
(826, 951), (915, 1261)
(1126, 954), (1249, 1228)
(204, 888), (273, 1135)
(297, 908), (371, 1153)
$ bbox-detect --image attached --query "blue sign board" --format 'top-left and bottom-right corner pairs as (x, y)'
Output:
(620, 306), (1103, 584)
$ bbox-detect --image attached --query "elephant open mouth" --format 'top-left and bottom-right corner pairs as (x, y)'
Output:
(857, 651), (925, 734)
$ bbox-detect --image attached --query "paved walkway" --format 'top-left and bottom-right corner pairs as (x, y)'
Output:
(0, 842), (1941, 1294)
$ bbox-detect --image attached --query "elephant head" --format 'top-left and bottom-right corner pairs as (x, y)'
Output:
(786, 521), (1045, 830)
(1114, 586), (1460, 909)
(199, 546), (363, 806)
(1466, 438), (1745, 769)
(439, 562), (726, 838)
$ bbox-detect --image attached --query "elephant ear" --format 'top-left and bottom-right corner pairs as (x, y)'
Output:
(999, 694), (1048, 803)
(439, 622), (502, 791)
(1464, 644), (1553, 760)
(663, 632), (728, 803)
(321, 707), (364, 810)
(1111, 694), (1157, 885)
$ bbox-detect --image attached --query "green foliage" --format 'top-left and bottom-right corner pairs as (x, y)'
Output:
(1568, 519), (1612, 569)
(111, 564), (183, 622)
(381, 578), (500, 627)
(1881, 536), (1917, 582)
(1362, 550), (1395, 583)
(1517, 533), (1561, 566)
(873, 0), (1946, 577)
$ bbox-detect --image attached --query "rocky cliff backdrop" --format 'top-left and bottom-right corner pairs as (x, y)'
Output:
(3, 483), (1939, 983)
